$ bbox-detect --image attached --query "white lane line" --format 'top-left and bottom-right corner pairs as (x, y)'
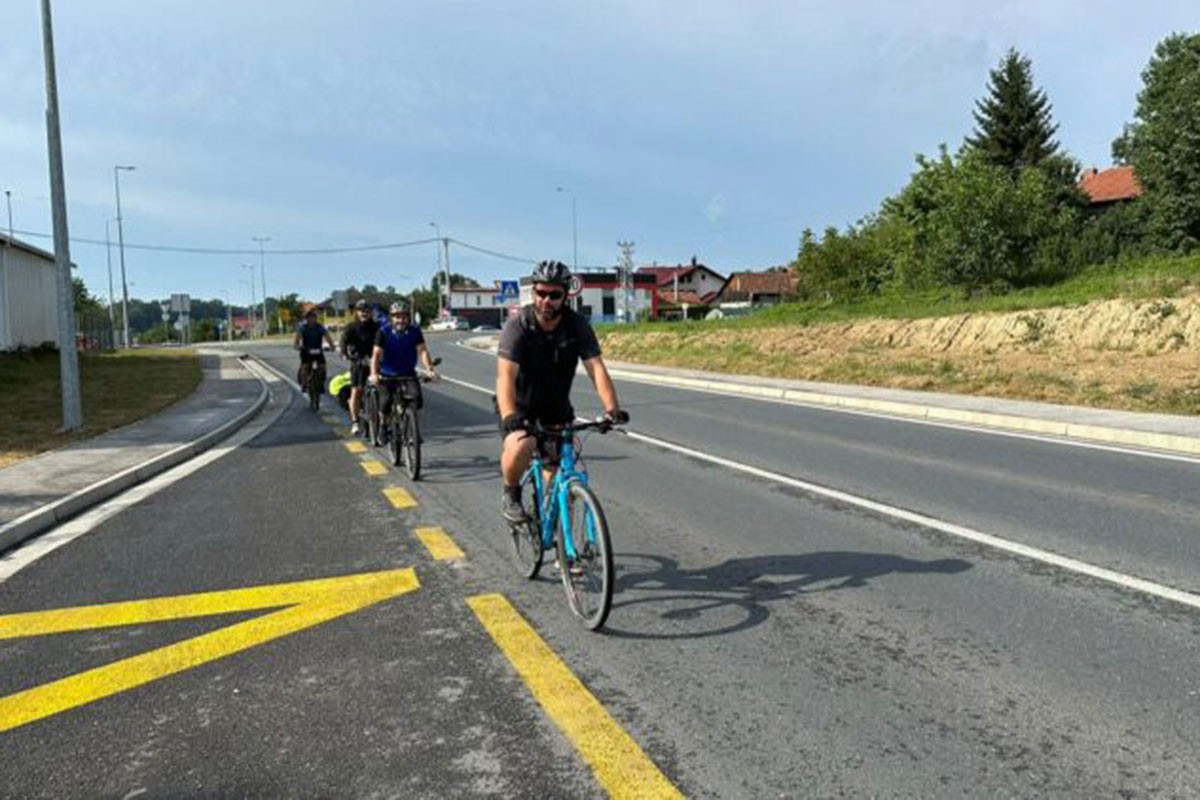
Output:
(451, 339), (1200, 465)
(0, 370), (291, 583)
(444, 371), (1200, 613)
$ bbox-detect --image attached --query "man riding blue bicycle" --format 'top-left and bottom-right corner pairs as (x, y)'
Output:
(496, 260), (629, 524)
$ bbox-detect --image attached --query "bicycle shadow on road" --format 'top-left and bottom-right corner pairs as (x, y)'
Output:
(604, 551), (972, 640)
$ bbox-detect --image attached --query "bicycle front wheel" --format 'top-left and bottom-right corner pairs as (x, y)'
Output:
(555, 482), (613, 630)
(389, 413), (403, 466)
(402, 409), (421, 480)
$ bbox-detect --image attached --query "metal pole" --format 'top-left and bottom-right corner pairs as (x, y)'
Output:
(104, 219), (116, 338)
(114, 165), (134, 348)
(253, 236), (270, 335)
(1, 191), (12, 350)
(41, 0), (82, 430)
(429, 222), (442, 314)
(242, 265), (256, 338)
(442, 237), (451, 316)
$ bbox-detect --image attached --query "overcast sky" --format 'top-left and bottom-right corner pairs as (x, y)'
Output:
(2, 1), (1195, 305)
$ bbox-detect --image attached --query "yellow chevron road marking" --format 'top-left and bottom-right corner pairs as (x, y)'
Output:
(361, 460), (387, 476)
(344, 441), (367, 454)
(0, 569), (419, 733)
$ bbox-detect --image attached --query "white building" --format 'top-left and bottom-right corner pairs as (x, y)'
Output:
(0, 233), (58, 351)
(518, 271), (658, 323)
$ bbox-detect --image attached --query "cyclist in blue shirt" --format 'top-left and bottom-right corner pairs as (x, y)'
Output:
(293, 308), (335, 389)
(369, 302), (439, 424)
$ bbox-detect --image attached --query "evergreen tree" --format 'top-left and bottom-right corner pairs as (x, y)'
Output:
(966, 49), (1061, 172)
(1115, 33), (1200, 251)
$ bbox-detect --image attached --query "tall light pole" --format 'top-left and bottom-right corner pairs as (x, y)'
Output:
(252, 236), (270, 335)
(113, 164), (135, 348)
(1, 190), (12, 350)
(104, 219), (116, 338)
(241, 264), (256, 339)
(42, 0), (82, 429)
(556, 186), (577, 273)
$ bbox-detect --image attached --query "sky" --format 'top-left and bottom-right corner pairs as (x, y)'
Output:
(2, 1), (1195, 308)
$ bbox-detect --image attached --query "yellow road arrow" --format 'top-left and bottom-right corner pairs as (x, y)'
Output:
(0, 568), (419, 733)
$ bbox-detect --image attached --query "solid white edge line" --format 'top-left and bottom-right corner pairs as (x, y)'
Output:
(0, 363), (291, 583)
(452, 338), (1200, 465)
(443, 367), (1200, 613)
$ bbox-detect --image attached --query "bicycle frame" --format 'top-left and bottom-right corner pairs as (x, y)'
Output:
(524, 433), (593, 562)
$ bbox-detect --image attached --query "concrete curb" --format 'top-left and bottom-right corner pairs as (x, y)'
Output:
(0, 355), (271, 554)
(604, 366), (1200, 457)
(463, 334), (1200, 455)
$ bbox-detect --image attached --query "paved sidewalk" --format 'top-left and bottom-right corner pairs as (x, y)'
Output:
(0, 351), (268, 552)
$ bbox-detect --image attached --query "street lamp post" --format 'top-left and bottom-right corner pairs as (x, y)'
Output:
(252, 236), (270, 335)
(556, 186), (577, 273)
(113, 165), (135, 348)
(104, 219), (116, 338)
(241, 264), (257, 339)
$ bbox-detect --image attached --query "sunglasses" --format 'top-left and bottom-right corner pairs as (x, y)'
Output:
(534, 288), (565, 301)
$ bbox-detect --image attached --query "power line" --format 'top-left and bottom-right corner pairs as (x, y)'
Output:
(11, 227), (542, 264)
(447, 238), (535, 264)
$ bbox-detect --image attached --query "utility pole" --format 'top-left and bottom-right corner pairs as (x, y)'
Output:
(442, 237), (452, 316)
(556, 186), (578, 273)
(241, 264), (256, 338)
(617, 241), (636, 324)
(253, 236), (270, 335)
(113, 164), (135, 348)
(104, 219), (116, 341)
(41, 0), (82, 430)
(1, 191), (12, 350)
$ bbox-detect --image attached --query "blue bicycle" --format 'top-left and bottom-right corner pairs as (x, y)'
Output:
(510, 417), (619, 630)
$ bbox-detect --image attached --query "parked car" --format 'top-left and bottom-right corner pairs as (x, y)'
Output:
(429, 316), (469, 332)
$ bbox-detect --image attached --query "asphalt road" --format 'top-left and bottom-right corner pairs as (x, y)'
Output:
(2, 334), (1198, 798)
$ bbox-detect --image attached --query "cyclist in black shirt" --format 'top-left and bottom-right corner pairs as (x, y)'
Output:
(293, 308), (335, 391)
(496, 260), (628, 523)
(340, 300), (380, 436)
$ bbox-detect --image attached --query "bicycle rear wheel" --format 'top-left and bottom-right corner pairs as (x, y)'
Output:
(511, 473), (543, 579)
(402, 408), (421, 480)
(555, 482), (613, 630)
(365, 388), (382, 446)
(309, 366), (323, 411)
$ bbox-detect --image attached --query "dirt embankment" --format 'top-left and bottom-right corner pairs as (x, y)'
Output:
(600, 296), (1200, 415)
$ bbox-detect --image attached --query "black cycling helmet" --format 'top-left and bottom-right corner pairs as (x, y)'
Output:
(353, 299), (369, 311)
(389, 301), (409, 316)
(531, 260), (571, 286)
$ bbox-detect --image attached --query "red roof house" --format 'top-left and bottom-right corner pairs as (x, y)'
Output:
(1079, 166), (1143, 206)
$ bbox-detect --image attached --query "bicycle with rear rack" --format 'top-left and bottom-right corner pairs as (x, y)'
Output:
(509, 416), (621, 630)
(373, 358), (440, 480)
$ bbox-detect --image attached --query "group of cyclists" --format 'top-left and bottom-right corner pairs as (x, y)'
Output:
(293, 260), (629, 524)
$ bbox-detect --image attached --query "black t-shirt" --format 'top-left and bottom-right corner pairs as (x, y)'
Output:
(497, 306), (601, 422)
(341, 318), (380, 360)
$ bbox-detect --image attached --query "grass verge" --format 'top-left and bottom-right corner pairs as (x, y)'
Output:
(0, 347), (202, 468)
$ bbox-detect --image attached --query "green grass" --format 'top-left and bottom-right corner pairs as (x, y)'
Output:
(0, 347), (202, 466)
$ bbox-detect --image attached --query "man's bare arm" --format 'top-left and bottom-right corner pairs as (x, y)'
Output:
(583, 356), (619, 414)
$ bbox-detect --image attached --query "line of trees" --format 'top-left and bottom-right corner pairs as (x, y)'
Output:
(794, 33), (1200, 302)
